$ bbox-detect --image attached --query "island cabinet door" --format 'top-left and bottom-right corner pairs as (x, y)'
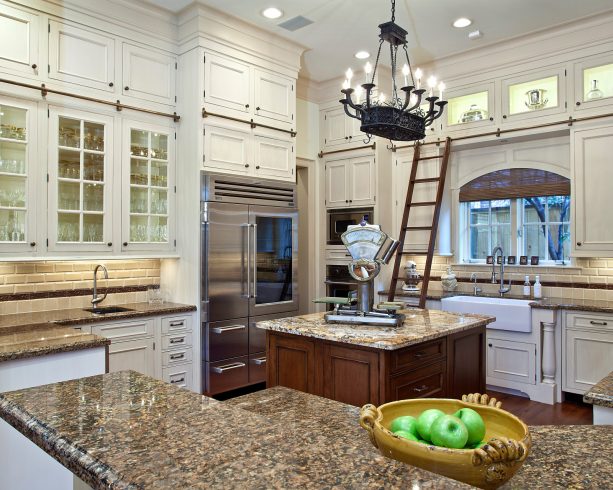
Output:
(322, 344), (380, 407)
(446, 326), (486, 399)
(267, 333), (320, 395)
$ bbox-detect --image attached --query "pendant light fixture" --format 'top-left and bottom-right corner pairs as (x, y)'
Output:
(340, 0), (447, 142)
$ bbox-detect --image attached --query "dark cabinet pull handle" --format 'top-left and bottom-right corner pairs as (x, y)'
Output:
(488, 343), (493, 347)
(576, 101), (581, 106)
(170, 353), (185, 360)
(170, 377), (185, 384)
(169, 321), (185, 327)
(109, 82), (114, 87)
(29, 241), (36, 247)
(576, 242), (582, 246)
(255, 165), (260, 169)
(590, 320), (608, 326)
(123, 242), (128, 246)
(170, 337), (185, 344)
(414, 351), (426, 358)
(31, 64), (37, 69)
(124, 86), (129, 91)
(107, 242), (112, 247)
(413, 385), (428, 393)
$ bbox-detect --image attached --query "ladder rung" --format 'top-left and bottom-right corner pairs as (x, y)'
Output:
(398, 251), (429, 255)
(404, 226), (433, 230)
(417, 155), (442, 161)
(409, 201), (436, 207)
(412, 177), (441, 184)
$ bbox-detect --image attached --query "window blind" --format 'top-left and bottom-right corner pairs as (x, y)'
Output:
(459, 168), (570, 202)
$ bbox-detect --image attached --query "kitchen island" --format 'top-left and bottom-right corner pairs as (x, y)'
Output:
(0, 372), (610, 489)
(257, 308), (494, 406)
(584, 370), (613, 424)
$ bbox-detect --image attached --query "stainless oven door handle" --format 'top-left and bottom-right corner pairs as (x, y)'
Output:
(251, 222), (257, 300)
(212, 362), (246, 374)
(211, 325), (247, 334)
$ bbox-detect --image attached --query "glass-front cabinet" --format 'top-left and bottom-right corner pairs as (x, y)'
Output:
(502, 66), (566, 122)
(48, 108), (113, 252)
(443, 81), (495, 132)
(0, 97), (37, 253)
(573, 54), (613, 112)
(122, 120), (174, 251)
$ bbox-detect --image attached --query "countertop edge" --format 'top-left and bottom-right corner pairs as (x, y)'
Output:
(582, 371), (613, 408)
(54, 304), (197, 327)
(0, 336), (110, 363)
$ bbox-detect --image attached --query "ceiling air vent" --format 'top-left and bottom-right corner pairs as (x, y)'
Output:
(278, 16), (313, 32)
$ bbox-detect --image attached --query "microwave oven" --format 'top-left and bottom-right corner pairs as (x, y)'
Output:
(327, 208), (374, 245)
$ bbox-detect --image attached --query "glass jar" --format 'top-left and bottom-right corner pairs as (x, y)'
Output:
(586, 79), (604, 100)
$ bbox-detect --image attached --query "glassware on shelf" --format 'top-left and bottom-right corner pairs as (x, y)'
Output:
(459, 104), (488, 123)
(586, 79), (604, 100)
(524, 88), (549, 110)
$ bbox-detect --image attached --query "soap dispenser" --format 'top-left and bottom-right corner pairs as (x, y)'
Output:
(533, 275), (542, 299)
(523, 275), (531, 297)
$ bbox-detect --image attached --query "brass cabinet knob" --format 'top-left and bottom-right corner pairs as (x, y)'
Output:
(245, 164), (249, 168)
(245, 104), (249, 108)
(576, 242), (582, 246)
(502, 115), (507, 119)
(31, 64), (37, 69)
(29, 241), (36, 247)
(107, 242), (112, 247)
(489, 117), (494, 121)
(576, 101), (581, 106)
(123, 242), (128, 246)
(109, 82), (114, 87)
(255, 165), (260, 169)
(124, 86), (129, 91)
(256, 106), (260, 111)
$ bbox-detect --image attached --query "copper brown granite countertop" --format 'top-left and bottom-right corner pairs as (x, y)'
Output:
(256, 308), (494, 350)
(583, 371), (613, 408)
(0, 301), (196, 334)
(379, 290), (613, 313)
(0, 326), (110, 362)
(0, 371), (470, 489)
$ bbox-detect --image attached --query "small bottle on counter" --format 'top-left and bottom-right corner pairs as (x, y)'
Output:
(533, 275), (542, 299)
(523, 275), (531, 297)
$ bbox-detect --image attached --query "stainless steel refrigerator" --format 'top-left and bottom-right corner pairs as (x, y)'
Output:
(201, 173), (298, 395)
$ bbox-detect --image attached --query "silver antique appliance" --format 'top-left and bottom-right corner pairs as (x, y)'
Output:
(201, 173), (298, 395)
(525, 88), (548, 110)
(459, 104), (487, 123)
(324, 221), (402, 326)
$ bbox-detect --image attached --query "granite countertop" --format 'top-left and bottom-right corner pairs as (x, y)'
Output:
(379, 290), (613, 314)
(0, 326), (110, 362)
(583, 371), (613, 408)
(0, 371), (469, 489)
(0, 301), (196, 334)
(256, 308), (494, 350)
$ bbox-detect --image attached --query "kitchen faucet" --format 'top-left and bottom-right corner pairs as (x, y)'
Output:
(491, 247), (511, 296)
(470, 272), (482, 296)
(92, 264), (108, 306)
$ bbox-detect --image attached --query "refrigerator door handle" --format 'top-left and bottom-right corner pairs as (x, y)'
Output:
(242, 223), (250, 299)
(252, 223), (258, 300)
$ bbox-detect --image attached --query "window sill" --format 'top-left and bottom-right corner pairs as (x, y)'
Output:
(450, 262), (581, 272)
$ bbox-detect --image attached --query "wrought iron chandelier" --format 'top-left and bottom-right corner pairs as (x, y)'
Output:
(340, 0), (447, 142)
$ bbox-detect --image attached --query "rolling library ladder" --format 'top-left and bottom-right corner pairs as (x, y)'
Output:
(387, 137), (452, 308)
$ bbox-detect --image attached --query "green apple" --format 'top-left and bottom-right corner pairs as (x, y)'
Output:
(453, 408), (486, 446)
(394, 430), (418, 441)
(389, 415), (418, 437)
(416, 409), (445, 441)
(430, 415), (469, 449)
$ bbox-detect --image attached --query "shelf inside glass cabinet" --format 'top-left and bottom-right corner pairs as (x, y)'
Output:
(583, 62), (613, 102)
(447, 91), (489, 126)
(508, 75), (558, 115)
(0, 105), (27, 141)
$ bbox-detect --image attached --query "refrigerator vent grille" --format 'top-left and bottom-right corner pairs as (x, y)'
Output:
(206, 176), (296, 207)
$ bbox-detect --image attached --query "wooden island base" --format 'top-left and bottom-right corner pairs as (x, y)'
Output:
(266, 324), (486, 407)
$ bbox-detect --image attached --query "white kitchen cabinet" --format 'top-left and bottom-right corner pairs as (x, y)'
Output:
(573, 53), (613, 113)
(107, 337), (156, 376)
(122, 43), (176, 105)
(572, 124), (613, 257)
(122, 119), (175, 252)
(253, 132), (294, 180)
(443, 81), (496, 133)
(325, 155), (375, 208)
(0, 96), (38, 254)
(254, 68), (294, 125)
(486, 337), (536, 385)
(321, 106), (365, 149)
(0, 2), (39, 77)
(204, 121), (252, 176)
(159, 314), (194, 390)
(204, 51), (251, 115)
(47, 106), (114, 253)
(563, 311), (613, 394)
(48, 20), (115, 92)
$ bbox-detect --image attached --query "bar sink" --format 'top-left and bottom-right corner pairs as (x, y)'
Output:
(441, 295), (532, 332)
(83, 306), (134, 315)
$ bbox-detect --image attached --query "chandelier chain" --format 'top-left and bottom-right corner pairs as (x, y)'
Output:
(391, 0), (396, 22)
(402, 45), (415, 86)
(371, 39), (384, 84)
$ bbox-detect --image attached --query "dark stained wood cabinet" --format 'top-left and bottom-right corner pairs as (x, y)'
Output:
(266, 324), (486, 407)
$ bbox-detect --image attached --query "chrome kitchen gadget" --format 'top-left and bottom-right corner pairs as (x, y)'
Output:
(324, 221), (402, 326)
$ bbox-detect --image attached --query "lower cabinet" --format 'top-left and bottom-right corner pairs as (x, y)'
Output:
(107, 337), (155, 375)
(486, 338), (536, 386)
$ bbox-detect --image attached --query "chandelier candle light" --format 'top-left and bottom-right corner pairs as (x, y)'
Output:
(340, 0), (447, 142)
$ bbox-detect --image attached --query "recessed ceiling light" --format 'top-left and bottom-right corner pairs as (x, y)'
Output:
(453, 17), (472, 28)
(354, 51), (370, 60)
(261, 7), (283, 19)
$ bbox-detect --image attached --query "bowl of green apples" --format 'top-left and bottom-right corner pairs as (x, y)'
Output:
(359, 393), (531, 489)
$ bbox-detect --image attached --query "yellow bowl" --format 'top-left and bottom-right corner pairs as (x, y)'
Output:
(359, 393), (531, 489)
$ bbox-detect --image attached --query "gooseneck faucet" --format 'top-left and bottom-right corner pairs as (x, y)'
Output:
(92, 264), (109, 306)
(491, 247), (511, 296)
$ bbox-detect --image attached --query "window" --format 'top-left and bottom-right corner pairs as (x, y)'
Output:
(468, 200), (511, 259)
(522, 196), (570, 261)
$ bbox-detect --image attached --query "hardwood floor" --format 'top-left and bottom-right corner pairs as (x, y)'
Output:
(488, 390), (593, 425)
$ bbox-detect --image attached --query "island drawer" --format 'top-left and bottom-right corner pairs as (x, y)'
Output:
(389, 361), (446, 400)
(203, 318), (248, 362)
(390, 338), (446, 374)
(205, 356), (249, 394)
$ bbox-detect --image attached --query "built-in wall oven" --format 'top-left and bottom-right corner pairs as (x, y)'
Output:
(325, 264), (358, 311)
(327, 208), (374, 245)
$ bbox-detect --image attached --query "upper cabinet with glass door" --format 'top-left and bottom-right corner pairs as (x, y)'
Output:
(48, 108), (113, 252)
(0, 97), (37, 253)
(123, 121), (174, 252)
(442, 81), (496, 133)
(501, 66), (566, 123)
(573, 54), (613, 113)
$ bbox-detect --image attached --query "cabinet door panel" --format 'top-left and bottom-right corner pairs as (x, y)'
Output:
(325, 159), (349, 208)
(267, 333), (318, 395)
(122, 43), (176, 105)
(565, 328), (613, 393)
(322, 108), (347, 147)
(204, 53), (250, 114)
(254, 69), (293, 124)
(48, 20), (115, 92)
(107, 338), (155, 377)
(253, 134), (294, 180)
(0, 3), (39, 76)
(486, 338), (536, 385)
(204, 123), (251, 176)
(348, 156), (376, 206)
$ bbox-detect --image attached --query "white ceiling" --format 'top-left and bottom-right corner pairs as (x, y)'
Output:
(144, 0), (613, 82)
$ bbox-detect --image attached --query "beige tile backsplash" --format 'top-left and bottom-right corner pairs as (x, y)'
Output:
(403, 256), (613, 301)
(0, 259), (160, 314)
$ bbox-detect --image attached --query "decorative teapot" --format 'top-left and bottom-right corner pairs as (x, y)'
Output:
(459, 104), (487, 123)
(441, 265), (458, 292)
(402, 261), (421, 292)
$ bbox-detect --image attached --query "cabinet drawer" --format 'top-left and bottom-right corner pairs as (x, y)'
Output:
(389, 361), (446, 400)
(92, 319), (153, 341)
(162, 332), (193, 351)
(205, 356), (249, 395)
(567, 312), (613, 332)
(391, 338), (446, 374)
(162, 347), (193, 367)
(249, 353), (267, 384)
(72, 325), (92, 334)
(204, 318), (248, 362)
(162, 315), (192, 335)
(163, 364), (193, 390)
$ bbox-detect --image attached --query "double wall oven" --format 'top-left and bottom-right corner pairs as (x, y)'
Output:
(201, 173), (298, 395)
